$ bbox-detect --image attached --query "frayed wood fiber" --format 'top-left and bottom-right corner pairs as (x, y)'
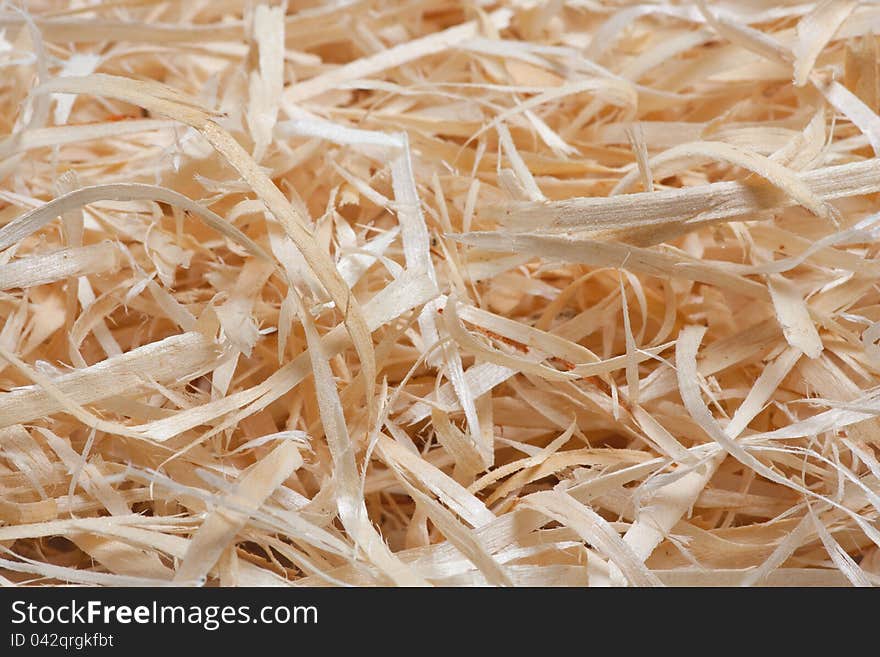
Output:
(0, 0), (879, 587)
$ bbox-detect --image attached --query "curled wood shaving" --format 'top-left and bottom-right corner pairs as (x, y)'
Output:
(0, 0), (878, 588)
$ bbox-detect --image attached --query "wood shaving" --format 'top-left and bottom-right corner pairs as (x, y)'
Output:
(1, 0), (879, 587)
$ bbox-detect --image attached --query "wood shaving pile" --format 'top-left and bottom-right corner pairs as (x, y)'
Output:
(1, 0), (879, 587)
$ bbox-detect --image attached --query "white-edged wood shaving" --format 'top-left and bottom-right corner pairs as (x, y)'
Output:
(0, 0), (878, 588)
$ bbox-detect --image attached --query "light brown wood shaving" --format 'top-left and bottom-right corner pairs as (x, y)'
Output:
(0, 0), (879, 587)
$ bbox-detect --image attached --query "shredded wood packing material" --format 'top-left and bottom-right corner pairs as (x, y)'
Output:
(0, 0), (879, 588)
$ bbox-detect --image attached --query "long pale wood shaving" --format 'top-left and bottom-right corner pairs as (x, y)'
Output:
(0, 0), (878, 588)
